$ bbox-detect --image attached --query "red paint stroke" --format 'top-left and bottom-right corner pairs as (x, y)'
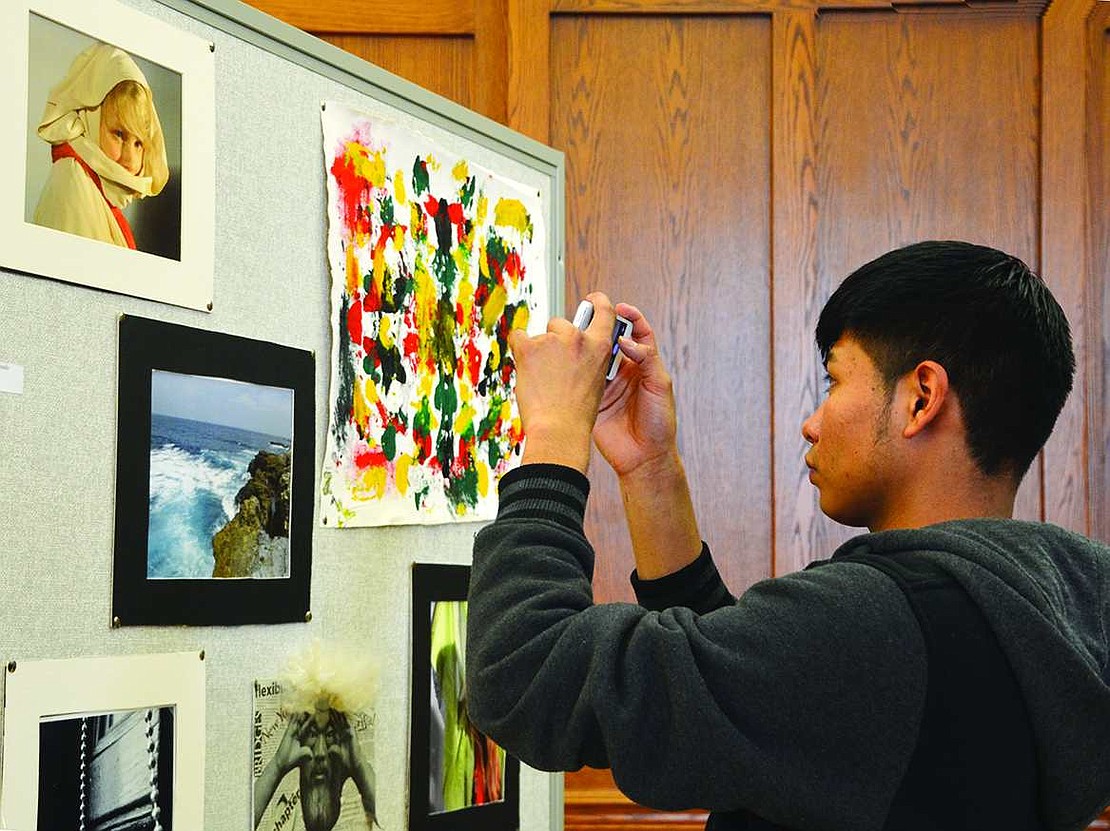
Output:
(354, 445), (386, 470)
(505, 252), (523, 283)
(347, 297), (364, 345)
(330, 152), (373, 238)
(447, 202), (465, 227)
(423, 194), (441, 216)
(458, 337), (482, 386)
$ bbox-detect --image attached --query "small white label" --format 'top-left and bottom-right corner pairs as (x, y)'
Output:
(0, 362), (25, 395)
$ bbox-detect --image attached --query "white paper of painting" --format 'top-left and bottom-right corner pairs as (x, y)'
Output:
(0, 0), (215, 311)
(252, 678), (378, 831)
(0, 651), (205, 828)
(320, 100), (550, 527)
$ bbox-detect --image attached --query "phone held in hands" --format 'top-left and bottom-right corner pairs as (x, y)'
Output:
(572, 300), (632, 381)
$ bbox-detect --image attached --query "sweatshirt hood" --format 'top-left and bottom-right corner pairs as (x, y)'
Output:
(835, 519), (1110, 830)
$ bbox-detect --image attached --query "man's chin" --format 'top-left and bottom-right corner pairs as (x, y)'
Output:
(301, 778), (342, 831)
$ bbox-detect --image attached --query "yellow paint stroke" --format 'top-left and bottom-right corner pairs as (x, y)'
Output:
(488, 339), (501, 372)
(378, 313), (395, 349)
(413, 261), (438, 366)
(476, 194), (489, 227)
(457, 277), (475, 327)
(346, 243), (361, 296)
(459, 379), (474, 405)
(349, 143), (387, 188)
(452, 245), (471, 281)
(393, 225), (406, 251)
(352, 377), (378, 433)
(371, 248), (386, 305)
(477, 460), (490, 498)
(393, 170), (408, 206)
(512, 304), (530, 332)
(478, 245), (490, 281)
(425, 154), (440, 173)
(452, 160), (469, 181)
(500, 400), (512, 423)
(454, 403), (476, 436)
(353, 463), (387, 500)
(395, 454), (412, 495)
(417, 371), (434, 400)
(494, 198), (531, 235)
(481, 284), (508, 331)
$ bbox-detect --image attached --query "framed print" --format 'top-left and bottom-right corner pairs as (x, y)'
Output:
(252, 654), (379, 831)
(0, 651), (205, 829)
(112, 314), (314, 626)
(410, 564), (519, 831)
(319, 100), (554, 528)
(0, 0), (215, 310)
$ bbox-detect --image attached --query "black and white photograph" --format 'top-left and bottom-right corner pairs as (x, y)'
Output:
(252, 643), (379, 831)
(38, 707), (175, 830)
(0, 0), (214, 310)
(113, 315), (314, 626)
(0, 652), (204, 830)
(410, 564), (519, 831)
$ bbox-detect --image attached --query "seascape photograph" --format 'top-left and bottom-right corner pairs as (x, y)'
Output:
(148, 369), (294, 580)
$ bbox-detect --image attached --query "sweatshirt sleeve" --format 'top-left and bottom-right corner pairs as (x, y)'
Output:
(466, 465), (929, 830)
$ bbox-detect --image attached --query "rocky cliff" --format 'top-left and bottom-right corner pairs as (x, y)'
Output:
(212, 450), (291, 578)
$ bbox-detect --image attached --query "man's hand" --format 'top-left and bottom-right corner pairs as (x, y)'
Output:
(509, 291), (619, 472)
(272, 710), (313, 775)
(329, 711), (378, 827)
(593, 303), (679, 477)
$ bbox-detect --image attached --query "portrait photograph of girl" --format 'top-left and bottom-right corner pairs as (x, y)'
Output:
(25, 13), (182, 260)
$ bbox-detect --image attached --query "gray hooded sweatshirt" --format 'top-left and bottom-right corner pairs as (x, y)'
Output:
(466, 464), (1110, 831)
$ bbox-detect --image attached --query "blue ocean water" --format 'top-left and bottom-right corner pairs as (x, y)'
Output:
(147, 414), (291, 579)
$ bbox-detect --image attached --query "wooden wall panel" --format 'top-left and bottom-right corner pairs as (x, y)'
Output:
(1090, 7), (1110, 544)
(319, 34), (475, 110)
(771, 10), (1044, 572)
(551, 13), (773, 601)
(241, 0), (509, 124)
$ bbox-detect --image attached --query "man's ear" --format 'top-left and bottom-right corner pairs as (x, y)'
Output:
(902, 360), (949, 439)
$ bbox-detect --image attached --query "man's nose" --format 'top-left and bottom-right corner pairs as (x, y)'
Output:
(801, 405), (821, 444)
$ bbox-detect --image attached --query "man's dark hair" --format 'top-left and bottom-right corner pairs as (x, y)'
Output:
(815, 240), (1076, 479)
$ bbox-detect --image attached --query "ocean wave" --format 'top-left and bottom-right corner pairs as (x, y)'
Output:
(147, 443), (255, 579)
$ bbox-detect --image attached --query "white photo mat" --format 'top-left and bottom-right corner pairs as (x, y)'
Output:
(0, 0), (215, 311)
(1, 651), (205, 828)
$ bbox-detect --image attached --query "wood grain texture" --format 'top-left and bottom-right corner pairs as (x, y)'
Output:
(242, 0), (474, 34)
(811, 10), (1042, 545)
(551, 14), (773, 601)
(1086, 2), (1106, 548)
(1041, 0), (1097, 534)
(551, 0), (1043, 12)
(319, 34), (475, 113)
(507, 0), (552, 141)
(475, 0), (510, 124)
(565, 767), (707, 831)
(771, 9), (832, 576)
(1092, 5), (1110, 546)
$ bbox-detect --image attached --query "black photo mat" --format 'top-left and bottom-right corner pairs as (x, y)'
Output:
(409, 563), (519, 831)
(112, 314), (314, 625)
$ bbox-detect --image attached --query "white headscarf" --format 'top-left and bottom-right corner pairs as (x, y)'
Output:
(37, 42), (168, 205)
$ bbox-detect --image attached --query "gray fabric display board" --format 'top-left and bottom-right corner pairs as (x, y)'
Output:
(0, 0), (565, 827)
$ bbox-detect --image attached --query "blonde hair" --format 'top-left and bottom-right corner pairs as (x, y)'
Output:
(101, 80), (154, 142)
(279, 640), (380, 716)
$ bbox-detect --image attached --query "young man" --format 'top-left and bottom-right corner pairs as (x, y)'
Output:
(465, 241), (1110, 830)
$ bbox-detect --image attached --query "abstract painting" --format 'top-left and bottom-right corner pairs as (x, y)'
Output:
(320, 100), (549, 527)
